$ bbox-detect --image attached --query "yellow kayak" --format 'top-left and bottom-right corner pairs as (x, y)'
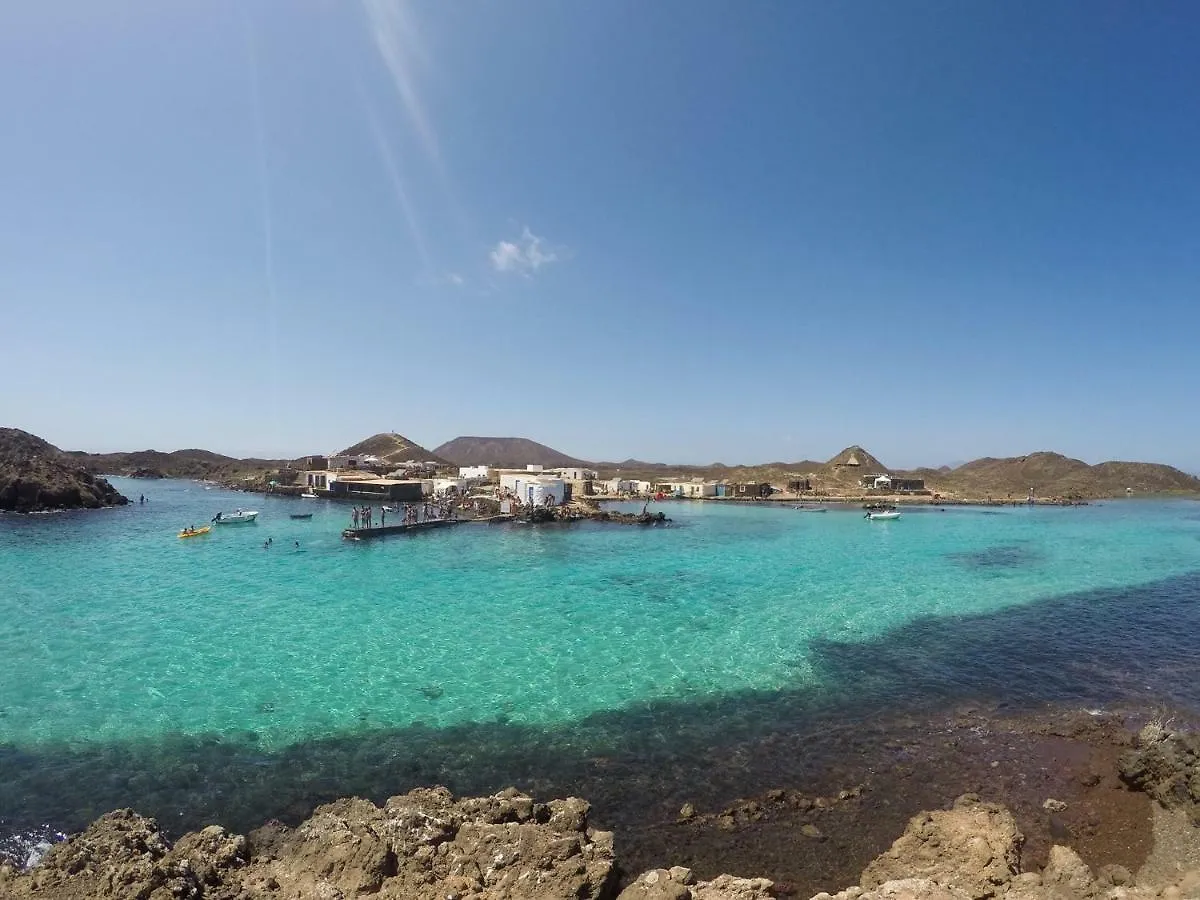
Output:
(178, 526), (211, 538)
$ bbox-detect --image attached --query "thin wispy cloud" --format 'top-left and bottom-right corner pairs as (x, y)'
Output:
(359, 85), (430, 270)
(361, 0), (441, 172)
(447, 273), (464, 285)
(490, 227), (559, 276)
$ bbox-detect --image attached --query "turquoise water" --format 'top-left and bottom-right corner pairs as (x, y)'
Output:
(3, 481), (1200, 749)
(4, 480), (1200, 844)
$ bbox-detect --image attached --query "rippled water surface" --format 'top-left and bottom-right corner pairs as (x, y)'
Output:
(3, 481), (1200, 841)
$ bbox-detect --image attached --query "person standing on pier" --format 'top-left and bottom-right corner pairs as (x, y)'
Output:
(381, 506), (387, 527)
(352, 508), (360, 528)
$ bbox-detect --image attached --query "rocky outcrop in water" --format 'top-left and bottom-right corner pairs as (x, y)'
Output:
(1119, 722), (1200, 824)
(0, 428), (128, 512)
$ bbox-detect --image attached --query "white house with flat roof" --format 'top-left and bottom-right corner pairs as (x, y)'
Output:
(499, 472), (566, 506)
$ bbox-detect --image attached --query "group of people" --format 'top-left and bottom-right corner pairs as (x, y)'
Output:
(350, 501), (460, 530)
(350, 505), (379, 529)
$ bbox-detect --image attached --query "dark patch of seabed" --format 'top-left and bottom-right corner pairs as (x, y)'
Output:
(3, 571), (1200, 889)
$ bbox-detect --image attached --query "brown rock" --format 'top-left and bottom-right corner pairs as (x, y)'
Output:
(1039, 845), (1097, 898)
(859, 795), (1022, 900)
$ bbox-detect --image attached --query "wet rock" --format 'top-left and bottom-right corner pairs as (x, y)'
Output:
(859, 794), (1022, 899)
(1042, 799), (1068, 812)
(5, 788), (615, 900)
(1119, 728), (1200, 823)
(678, 803), (697, 821)
(3, 809), (205, 900)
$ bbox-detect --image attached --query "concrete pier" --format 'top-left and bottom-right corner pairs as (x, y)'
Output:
(341, 519), (460, 540)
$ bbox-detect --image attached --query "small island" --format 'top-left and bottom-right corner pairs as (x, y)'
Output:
(0, 428), (128, 513)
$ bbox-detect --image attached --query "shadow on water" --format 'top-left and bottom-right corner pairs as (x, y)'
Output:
(4, 571), (1200, 846)
(946, 543), (1045, 570)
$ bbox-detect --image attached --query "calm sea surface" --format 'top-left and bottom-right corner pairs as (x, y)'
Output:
(3, 478), (1200, 847)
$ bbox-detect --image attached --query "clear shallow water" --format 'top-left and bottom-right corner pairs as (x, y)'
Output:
(3, 481), (1200, 752)
(6, 482), (1200, 851)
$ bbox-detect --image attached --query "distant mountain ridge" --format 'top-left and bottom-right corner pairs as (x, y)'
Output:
(593, 444), (1200, 498)
(18, 425), (1200, 499)
(433, 437), (587, 469)
(68, 448), (288, 480)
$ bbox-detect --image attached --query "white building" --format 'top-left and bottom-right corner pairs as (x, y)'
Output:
(433, 477), (467, 497)
(554, 467), (596, 481)
(656, 480), (718, 498)
(459, 465), (489, 480)
(327, 454), (383, 471)
(499, 473), (566, 506)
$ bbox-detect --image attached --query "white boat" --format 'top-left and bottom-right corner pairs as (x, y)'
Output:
(300, 492), (319, 500)
(212, 509), (259, 525)
(867, 510), (901, 521)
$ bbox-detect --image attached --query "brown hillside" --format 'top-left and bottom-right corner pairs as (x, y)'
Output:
(939, 452), (1200, 498)
(338, 433), (447, 465)
(0, 428), (129, 512)
(433, 436), (585, 469)
(68, 448), (288, 481)
(822, 445), (889, 474)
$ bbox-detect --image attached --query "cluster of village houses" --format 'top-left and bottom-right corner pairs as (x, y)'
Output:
(291, 453), (927, 506)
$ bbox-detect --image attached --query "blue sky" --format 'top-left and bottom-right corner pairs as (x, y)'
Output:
(2, 1), (1198, 469)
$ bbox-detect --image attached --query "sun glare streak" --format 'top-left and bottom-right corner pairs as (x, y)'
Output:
(361, 0), (442, 173)
(357, 78), (432, 270)
(243, 11), (281, 439)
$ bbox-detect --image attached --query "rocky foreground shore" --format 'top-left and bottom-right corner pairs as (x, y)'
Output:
(5, 723), (1200, 900)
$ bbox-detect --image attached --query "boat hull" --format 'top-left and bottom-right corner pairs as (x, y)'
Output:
(213, 512), (258, 525)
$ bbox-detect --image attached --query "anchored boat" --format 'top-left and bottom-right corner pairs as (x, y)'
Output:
(212, 509), (258, 525)
(866, 509), (901, 521)
(289, 513), (313, 520)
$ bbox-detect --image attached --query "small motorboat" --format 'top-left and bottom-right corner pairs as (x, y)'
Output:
(300, 492), (319, 499)
(178, 525), (211, 538)
(289, 513), (313, 520)
(867, 509), (901, 521)
(212, 509), (259, 525)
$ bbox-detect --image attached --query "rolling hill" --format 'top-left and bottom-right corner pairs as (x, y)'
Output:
(432, 437), (586, 469)
(1, 428), (129, 512)
(938, 452), (1200, 498)
(67, 448), (289, 481)
(336, 433), (448, 466)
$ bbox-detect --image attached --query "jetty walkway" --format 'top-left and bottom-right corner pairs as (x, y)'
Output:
(341, 519), (461, 540)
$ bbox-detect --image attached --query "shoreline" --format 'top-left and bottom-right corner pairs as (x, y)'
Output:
(5, 703), (1200, 898)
